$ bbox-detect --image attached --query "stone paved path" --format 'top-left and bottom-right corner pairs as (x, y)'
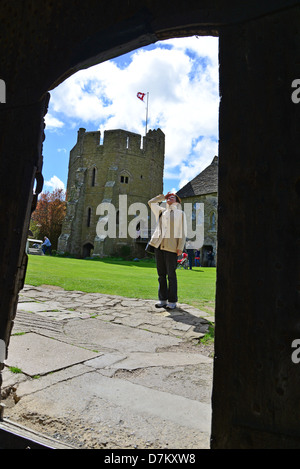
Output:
(1, 285), (214, 449)
(14, 285), (214, 342)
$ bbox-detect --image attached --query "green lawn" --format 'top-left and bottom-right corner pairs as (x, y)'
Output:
(25, 255), (216, 313)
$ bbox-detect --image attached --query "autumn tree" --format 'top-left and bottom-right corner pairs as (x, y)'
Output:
(30, 188), (66, 250)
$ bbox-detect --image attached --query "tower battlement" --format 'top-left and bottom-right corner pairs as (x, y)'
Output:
(75, 127), (165, 157)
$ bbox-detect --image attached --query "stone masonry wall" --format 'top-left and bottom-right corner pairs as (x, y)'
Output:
(181, 193), (218, 265)
(58, 128), (165, 258)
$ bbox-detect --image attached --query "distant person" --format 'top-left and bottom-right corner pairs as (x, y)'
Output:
(185, 239), (194, 270)
(207, 249), (214, 267)
(42, 236), (52, 255)
(148, 192), (186, 310)
(195, 250), (201, 267)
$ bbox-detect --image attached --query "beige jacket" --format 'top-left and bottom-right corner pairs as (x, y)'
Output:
(148, 194), (186, 254)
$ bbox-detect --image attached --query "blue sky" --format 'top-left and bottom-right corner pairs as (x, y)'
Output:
(43, 36), (219, 195)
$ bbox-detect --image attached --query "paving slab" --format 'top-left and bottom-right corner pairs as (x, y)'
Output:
(113, 363), (213, 404)
(10, 372), (211, 433)
(84, 353), (128, 370)
(77, 373), (212, 433)
(17, 302), (51, 313)
(101, 351), (213, 370)
(64, 318), (181, 353)
(5, 333), (101, 376)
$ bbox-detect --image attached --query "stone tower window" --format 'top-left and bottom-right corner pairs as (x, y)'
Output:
(91, 167), (96, 187)
(210, 212), (216, 231)
(120, 175), (129, 184)
(87, 207), (92, 227)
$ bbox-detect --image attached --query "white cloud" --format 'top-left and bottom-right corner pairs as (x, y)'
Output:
(178, 137), (218, 189)
(169, 188), (178, 195)
(45, 114), (64, 129)
(44, 176), (65, 191)
(47, 36), (219, 190)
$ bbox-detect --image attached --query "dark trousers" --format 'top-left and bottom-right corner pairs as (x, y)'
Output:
(187, 249), (194, 269)
(155, 247), (178, 303)
(42, 245), (52, 255)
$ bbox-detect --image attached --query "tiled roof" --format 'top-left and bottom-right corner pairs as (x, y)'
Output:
(177, 156), (218, 198)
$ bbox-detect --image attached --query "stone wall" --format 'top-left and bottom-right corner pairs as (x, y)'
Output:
(58, 127), (165, 258)
(181, 193), (218, 265)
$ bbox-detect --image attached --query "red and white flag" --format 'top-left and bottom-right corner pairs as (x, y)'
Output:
(137, 92), (146, 102)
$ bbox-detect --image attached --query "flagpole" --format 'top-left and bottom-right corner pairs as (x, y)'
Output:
(145, 92), (149, 136)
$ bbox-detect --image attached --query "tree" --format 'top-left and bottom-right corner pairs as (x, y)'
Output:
(30, 188), (66, 250)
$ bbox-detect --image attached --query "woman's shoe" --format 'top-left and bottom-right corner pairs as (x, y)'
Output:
(155, 301), (167, 308)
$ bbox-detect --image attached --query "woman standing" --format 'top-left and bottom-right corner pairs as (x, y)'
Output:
(148, 192), (186, 310)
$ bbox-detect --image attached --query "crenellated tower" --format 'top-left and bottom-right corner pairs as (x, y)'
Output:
(58, 128), (165, 258)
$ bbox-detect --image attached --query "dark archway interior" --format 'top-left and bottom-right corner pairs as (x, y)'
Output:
(82, 243), (94, 259)
(0, 0), (299, 449)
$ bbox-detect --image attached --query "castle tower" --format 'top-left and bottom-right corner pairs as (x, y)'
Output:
(58, 128), (165, 258)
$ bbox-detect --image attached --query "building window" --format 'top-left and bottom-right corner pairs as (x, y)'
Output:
(87, 207), (91, 227)
(210, 212), (216, 231)
(91, 167), (96, 187)
(120, 175), (129, 184)
(192, 202), (197, 221)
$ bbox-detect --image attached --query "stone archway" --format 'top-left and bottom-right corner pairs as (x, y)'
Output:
(82, 242), (94, 259)
(0, 1), (299, 449)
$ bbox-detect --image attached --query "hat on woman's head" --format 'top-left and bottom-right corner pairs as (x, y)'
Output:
(166, 193), (181, 204)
